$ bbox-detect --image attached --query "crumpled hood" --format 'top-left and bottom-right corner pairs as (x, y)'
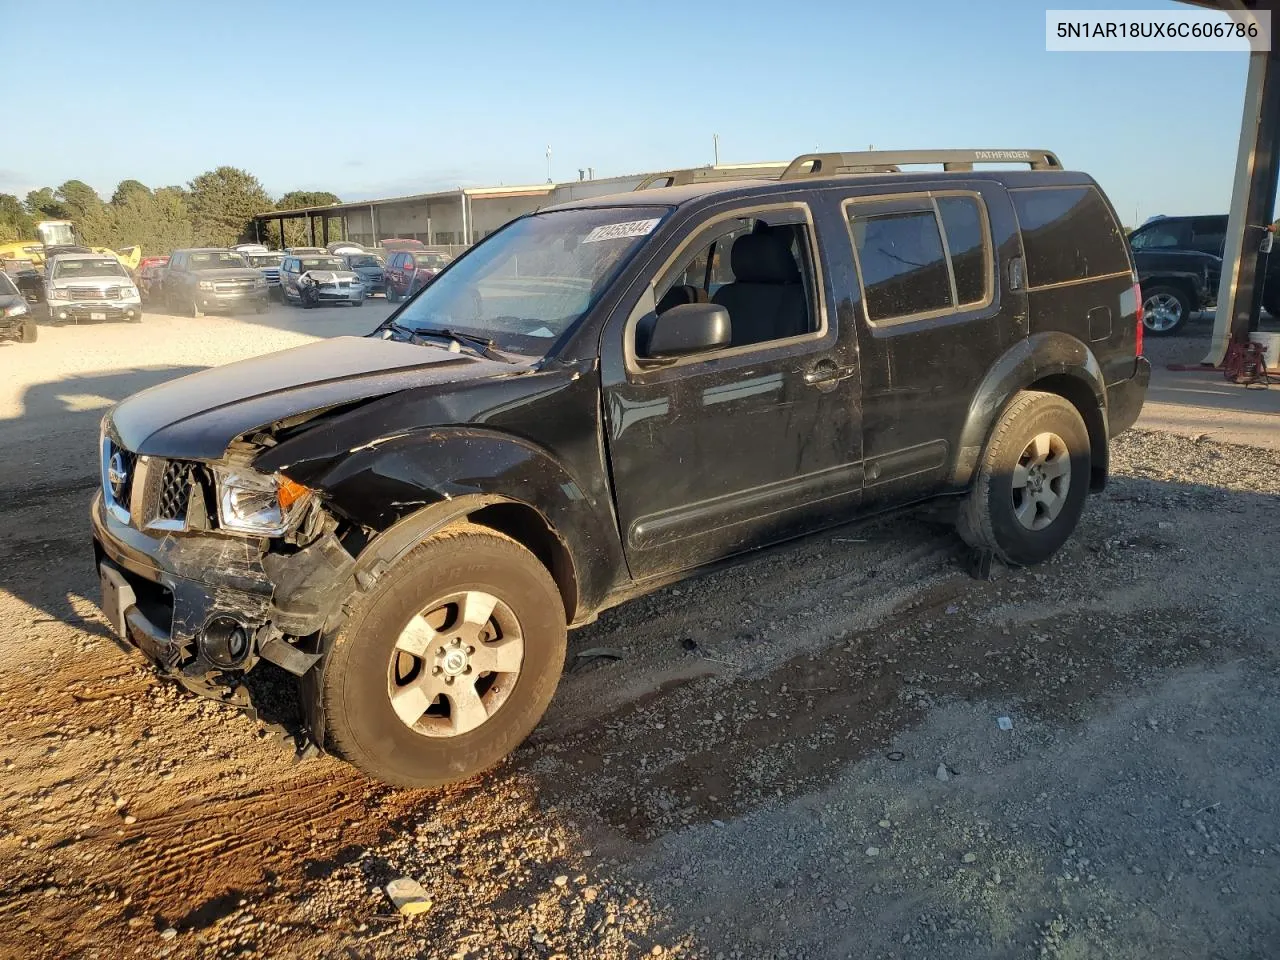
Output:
(302, 269), (359, 284)
(108, 335), (515, 461)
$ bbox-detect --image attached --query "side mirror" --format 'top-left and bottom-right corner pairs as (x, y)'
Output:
(645, 302), (732, 359)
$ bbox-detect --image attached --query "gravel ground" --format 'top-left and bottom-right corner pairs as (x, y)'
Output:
(1, 310), (1278, 959)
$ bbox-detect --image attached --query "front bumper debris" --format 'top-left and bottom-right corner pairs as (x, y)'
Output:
(90, 492), (355, 741)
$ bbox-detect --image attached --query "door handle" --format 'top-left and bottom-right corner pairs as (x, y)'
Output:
(803, 358), (854, 387)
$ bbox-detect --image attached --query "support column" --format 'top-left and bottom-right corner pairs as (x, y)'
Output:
(278, 218), (285, 251)
(460, 190), (469, 247)
(322, 215), (330, 245)
(309, 216), (316, 247)
(1201, 47), (1280, 365)
(370, 204), (378, 246)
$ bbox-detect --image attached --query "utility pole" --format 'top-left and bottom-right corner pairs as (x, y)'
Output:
(713, 133), (720, 166)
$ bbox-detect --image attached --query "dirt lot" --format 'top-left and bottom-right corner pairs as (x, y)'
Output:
(1, 306), (1278, 960)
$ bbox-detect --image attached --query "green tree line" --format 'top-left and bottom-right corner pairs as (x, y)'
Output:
(0, 167), (342, 255)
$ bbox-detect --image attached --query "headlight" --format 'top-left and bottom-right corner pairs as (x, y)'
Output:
(3, 303), (28, 318)
(120, 285), (139, 299)
(198, 280), (216, 290)
(214, 468), (313, 536)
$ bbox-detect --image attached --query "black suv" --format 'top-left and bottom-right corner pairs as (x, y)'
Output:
(1128, 213), (1277, 335)
(164, 248), (270, 317)
(91, 148), (1150, 788)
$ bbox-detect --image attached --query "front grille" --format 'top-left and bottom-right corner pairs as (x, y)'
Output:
(156, 461), (194, 523)
(213, 279), (256, 293)
(70, 285), (121, 300)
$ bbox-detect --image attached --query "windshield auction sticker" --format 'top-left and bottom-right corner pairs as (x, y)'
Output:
(582, 219), (661, 243)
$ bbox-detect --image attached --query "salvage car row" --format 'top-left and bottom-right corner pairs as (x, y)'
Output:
(0, 239), (457, 336)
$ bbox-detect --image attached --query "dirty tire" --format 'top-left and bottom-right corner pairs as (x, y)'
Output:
(20, 321), (37, 343)
(957, 390), (1091, 566)
(189, 296), (203, 319)
(322, 524), (566, 788)
(127, 312), (143, 324)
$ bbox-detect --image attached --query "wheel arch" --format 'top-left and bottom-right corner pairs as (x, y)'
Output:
(347, 493), (581, 627)
(953, 332), (1110, 492)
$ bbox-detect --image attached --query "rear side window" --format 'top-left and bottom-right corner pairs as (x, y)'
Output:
(937, 197), (987, 306)
(1012, 186), (1129, 288)
(846, 192), (992, 323)
(854, 211), (952, 319)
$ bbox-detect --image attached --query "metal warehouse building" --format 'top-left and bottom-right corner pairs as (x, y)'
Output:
(250, 164), (788, 252)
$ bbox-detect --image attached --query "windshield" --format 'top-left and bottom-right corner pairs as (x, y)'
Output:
(301, 258), (346, 271)
(0, 273), (17, 296)
(348, 255), (384, 267)
(418, 253), (450, 268)
(393, 206), (669, 353)
(190, 251), (248, 269)
(52, 258), (127, 279)
(246, 254), (283, 267)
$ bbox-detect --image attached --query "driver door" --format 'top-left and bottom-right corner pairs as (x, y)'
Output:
(600, 201), (863, 581)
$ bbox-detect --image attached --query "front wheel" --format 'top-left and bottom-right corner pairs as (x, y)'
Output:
(957, 390), (1091, 566)
(322, 524), (567, 788)
(189, 295), (203, 319)
(1141, 285), (1191, 336)
(20, 321), (37, 343)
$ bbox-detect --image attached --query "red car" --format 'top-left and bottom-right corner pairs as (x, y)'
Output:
(384, 250), (452, 302)
(136, 256), (170, 303)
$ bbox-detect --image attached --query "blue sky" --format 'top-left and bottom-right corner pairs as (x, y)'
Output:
(2, 0), (1252, 225)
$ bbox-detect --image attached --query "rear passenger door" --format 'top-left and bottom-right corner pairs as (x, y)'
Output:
(839, 184), (1021, 506)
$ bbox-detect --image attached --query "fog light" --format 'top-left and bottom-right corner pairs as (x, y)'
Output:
(201, 616), (251, 668)
(58, 311), (67, 320)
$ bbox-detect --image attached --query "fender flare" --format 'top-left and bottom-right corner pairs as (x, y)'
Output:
(951, 332), (1109, 488)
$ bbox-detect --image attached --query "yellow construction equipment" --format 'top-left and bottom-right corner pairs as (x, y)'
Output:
(0, 220), (141, 271)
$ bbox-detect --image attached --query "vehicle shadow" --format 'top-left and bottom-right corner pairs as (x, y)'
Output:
(0, 365), (206, 632)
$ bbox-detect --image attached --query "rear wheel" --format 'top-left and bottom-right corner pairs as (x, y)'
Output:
(323, 524), (566, 788)
(1141, 285), (1191, 336)
(957, 390), (1091, 566)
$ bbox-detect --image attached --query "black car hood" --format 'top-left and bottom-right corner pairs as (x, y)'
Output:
(109, 335), (518, 460)
(0, 293), (23, 311)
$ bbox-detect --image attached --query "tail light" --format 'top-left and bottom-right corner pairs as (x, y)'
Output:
(1133, 279), (1144, 356)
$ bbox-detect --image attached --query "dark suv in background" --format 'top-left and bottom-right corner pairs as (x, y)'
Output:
(1129, 213), (1276, 335)
(91, 147), (1148, 789)
(164, 249), (269, 317)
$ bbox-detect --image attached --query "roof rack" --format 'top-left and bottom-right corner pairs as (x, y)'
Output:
(633, 162), (789, 190)
(780, 149), (1062, 179)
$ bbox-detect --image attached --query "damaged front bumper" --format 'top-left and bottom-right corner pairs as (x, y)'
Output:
(90, 492), (355, 734)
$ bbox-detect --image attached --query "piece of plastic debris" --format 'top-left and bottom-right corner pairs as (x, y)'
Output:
(962, 852), (977, 864)
(997, 716), (1014, 731)
(385, 877), (433, 916)
(885, 751), (905, 762)
(711, 819), (725, 828)
(945, 604), (960, 615)
(570, 647), (625, 673)
(936, 764), (951, 782)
